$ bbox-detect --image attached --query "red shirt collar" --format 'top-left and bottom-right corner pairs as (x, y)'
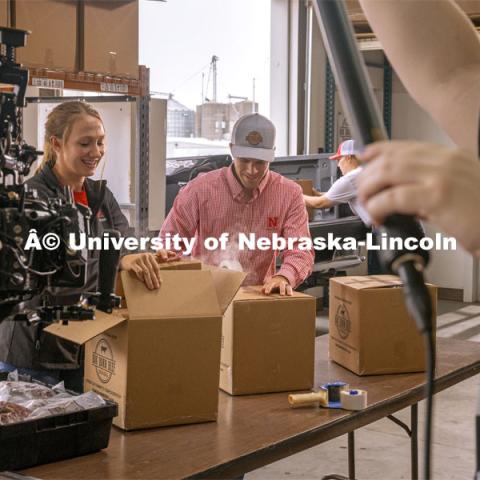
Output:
(226, 164), (270, 202)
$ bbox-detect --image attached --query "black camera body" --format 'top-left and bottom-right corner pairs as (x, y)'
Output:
(0, 186), (89, 305)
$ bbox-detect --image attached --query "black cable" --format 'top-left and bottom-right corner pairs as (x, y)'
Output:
(397, 262), (434, 480)
(424, 329), (435, 480)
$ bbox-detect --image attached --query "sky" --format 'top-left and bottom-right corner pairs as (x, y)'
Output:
(139, 0), (271, 114)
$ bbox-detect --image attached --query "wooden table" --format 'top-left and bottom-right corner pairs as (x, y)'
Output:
(24, 336), (480, 480)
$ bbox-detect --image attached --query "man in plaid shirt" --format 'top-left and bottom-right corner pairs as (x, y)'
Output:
(160, 113), (314, 296)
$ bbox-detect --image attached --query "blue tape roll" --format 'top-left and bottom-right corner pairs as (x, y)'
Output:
(320, 381), (348, 409)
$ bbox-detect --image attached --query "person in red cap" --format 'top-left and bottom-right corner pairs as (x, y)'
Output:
(303, 139), (386, 274)
(303, 139), (370, 224)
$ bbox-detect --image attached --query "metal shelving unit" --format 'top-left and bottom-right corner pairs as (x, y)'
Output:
(324, 60), (336, 154)
(135, 95), (150, 235)
(28, 65), (150, 97)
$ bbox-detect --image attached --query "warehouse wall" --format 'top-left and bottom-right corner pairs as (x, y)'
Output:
(309, 14), (327, 155)
(148, 98), (167, 231)
(270, 0), (289, 156)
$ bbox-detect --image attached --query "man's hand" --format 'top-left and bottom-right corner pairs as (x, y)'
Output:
(156, 249), (180, 263)
(119, 253), (162, 290)
(262, 275), (293, 296)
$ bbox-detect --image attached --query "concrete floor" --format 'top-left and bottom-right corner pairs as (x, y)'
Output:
(247, 300), (480, 480)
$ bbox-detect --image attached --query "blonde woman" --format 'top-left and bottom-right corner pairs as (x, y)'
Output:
(0, 101), (172, 391)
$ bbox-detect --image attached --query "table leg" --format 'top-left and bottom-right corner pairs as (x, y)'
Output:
(348, 431), (355, 479)
(322, 431), (356, 480)
(324, 403), (418, 480)
(387, 403), (419, 479)
(411, 403), (418, 480)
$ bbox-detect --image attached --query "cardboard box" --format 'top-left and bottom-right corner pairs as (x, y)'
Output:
(220, 286), (316, 395)
(15, 0), (78, 71)
(115, 258), (202, 304)
(329, 275), (437, 375)
(0, 0), (8, 28)
(157, 258), (202, 271)
(46, 265), (245, 430)
(295, 179), (316, 222)
(83, 0), (138, 77)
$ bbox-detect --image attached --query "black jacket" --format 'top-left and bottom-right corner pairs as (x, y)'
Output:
(0, 165), (131, 369)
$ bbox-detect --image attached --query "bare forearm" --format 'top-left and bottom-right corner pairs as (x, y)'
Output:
(359, 0), (480, 152)
(359, 0), (479, 91)
(304, 194), (334, 209)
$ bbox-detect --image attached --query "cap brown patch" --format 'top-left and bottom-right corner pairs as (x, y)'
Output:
(246, 130), (263, 146)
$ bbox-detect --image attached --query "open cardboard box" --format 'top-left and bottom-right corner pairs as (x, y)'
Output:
(45, 262), (245, 430)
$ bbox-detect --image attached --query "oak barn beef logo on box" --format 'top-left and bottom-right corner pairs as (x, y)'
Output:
(335, 303), (351, 340)
(92, 338), (116, 384)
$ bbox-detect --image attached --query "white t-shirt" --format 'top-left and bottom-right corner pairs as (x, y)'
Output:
(324, 167), (371, 225)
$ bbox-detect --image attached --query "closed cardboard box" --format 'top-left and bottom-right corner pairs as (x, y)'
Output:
(84, 0), (138, 77)
(46, 265), (245, 430)
(220, 286), (316, 395)
(329, 275), (437, 375)
(15, 0), (77, 71)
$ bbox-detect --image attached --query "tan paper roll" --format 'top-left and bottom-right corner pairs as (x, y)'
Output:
(340, 389), (367, 411)
(288, 391), (328, 408)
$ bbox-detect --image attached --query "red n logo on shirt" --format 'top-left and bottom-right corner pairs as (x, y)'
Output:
(267, 217), (278, 228)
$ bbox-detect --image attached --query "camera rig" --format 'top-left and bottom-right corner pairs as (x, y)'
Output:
(0, 27), (119, 325)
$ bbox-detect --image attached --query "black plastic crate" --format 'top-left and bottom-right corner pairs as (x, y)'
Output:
(0, 378), (117, 471)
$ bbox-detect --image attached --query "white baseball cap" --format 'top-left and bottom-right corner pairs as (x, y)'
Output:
(329, 139), (356, 160)
(230, 113), (276, 162)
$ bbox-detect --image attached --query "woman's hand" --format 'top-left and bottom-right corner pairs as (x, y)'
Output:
(120, 253), (162, 290)
(357, 140), (480, 255)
